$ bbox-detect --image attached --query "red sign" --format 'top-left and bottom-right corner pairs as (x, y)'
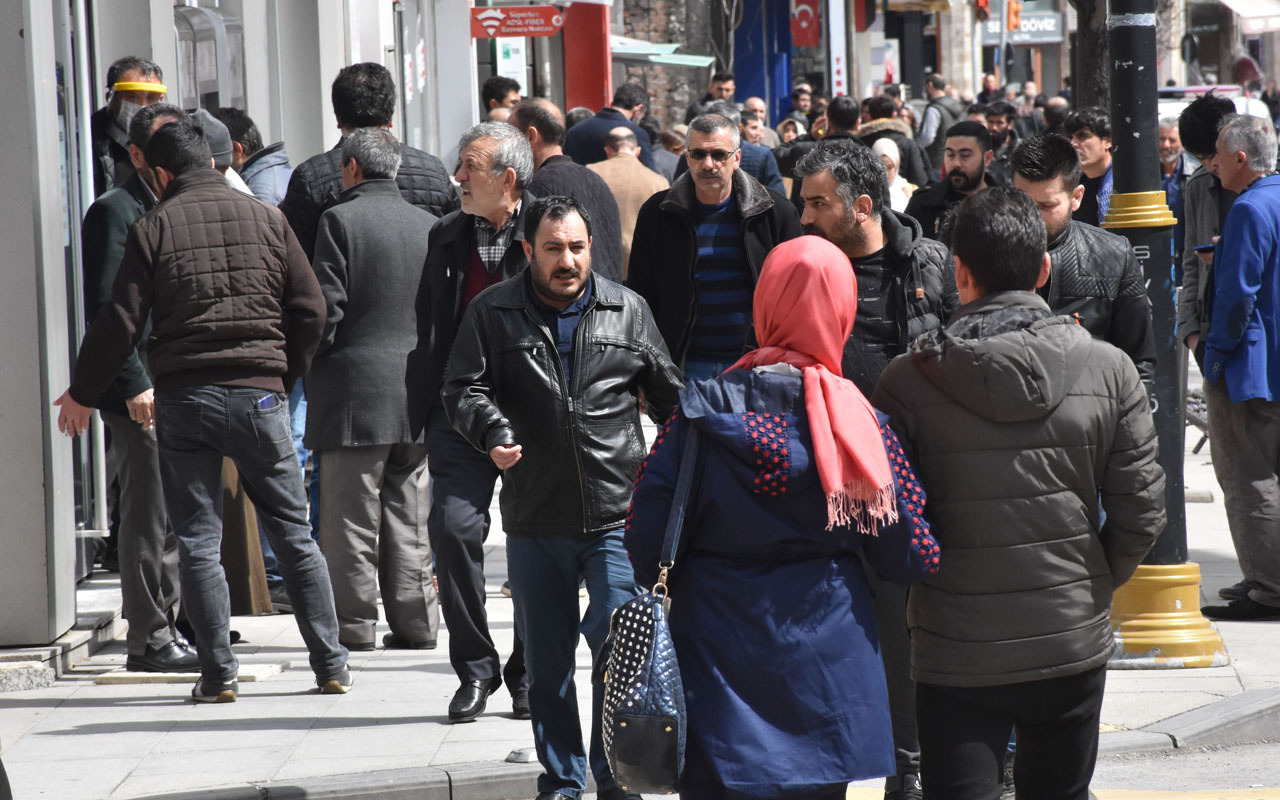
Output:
(471, 6), (565, 38)
(790, 0), (821, 48)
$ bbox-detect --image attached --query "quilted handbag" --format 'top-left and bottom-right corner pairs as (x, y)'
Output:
(601, 428), (700, 794)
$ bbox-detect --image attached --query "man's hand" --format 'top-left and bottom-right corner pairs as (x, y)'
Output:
(1197, 235), (1220, 265)
(810, 113), (829, 139)
(54, 390), (93, 437)
(1185, 333), (1200, 352)
(126, 388), (155, 430)
(489, 444), (523, 470)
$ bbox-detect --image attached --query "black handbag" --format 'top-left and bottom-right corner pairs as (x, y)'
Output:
(601, 428), (700, 794)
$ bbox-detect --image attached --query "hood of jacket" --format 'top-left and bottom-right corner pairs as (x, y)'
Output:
(661, 168), (776, 219)
(857, 117), (914, 141)
(240, 142), (291, 179)
(882, 208), (927, 264)
(907, 291), (1092, 423)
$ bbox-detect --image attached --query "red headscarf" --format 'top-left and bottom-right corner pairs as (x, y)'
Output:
(729, 236), (897, 531)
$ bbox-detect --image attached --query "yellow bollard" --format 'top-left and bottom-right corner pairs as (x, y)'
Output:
(1109, 563), (1229, 668)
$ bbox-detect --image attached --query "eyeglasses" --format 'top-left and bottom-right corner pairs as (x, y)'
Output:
(687, 147), (739, 163)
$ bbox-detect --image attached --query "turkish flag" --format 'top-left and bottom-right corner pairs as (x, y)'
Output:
(791, 0), (821, 48)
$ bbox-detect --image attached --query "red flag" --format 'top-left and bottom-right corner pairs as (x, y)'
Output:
(791, 0), (822, 48)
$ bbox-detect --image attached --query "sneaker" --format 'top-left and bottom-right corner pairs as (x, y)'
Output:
(318, 667), (354, 694)
(885, 773), (922, 800)
(269, 585), (293, 614)
(1219, 579), (1261, 601)
(191, 676), (238, 703)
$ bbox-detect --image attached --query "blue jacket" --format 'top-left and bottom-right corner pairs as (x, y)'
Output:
(563, 107), (657, 171)
(1206, 173), (1280, 402)
(673, 140), (786, 197)
(625, 368), (939, 793)
(240, 142), (292, 207)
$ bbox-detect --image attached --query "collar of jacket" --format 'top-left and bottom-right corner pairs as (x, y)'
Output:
(240, 141), (288, 175)
(433, 189), (537, 249)
(881, 208), (926, 265)
(948, 290), (1051, 324)
(1048, 218), (1082, 253)
(661, 168), (774, 219)
(121, 170), (158, 211)
(162, 167), (233, 199)
(488, 270), (624, 312)
(857, 117), (914, 140)
(337, 177), (401, 203)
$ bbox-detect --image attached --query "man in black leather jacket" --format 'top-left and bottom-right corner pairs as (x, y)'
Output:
(1011, 134), (1156, 382)
(442, 196), (682, 800)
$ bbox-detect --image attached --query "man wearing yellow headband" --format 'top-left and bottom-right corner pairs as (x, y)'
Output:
(90, 56), (166, 196)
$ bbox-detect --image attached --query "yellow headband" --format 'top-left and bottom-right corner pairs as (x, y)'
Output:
(113, 81), (167, 94)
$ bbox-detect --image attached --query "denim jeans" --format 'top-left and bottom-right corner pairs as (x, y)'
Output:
(261, 384), (320, 589)
(154, 385), (347, 683)
(682, 359), (736, 384)
(506, 530), (640, 797)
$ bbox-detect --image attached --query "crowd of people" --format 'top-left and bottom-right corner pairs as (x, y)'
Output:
(53, 55), (1280, 800)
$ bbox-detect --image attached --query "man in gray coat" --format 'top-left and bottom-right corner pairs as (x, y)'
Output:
(306, 128), (440, 652)
(873, 187), (1165, 799)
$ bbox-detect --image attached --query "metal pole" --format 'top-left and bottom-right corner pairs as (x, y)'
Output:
(999, 0), (1008, 84)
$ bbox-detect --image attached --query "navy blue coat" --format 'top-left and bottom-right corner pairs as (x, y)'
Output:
(625, 368), (939, 794)
(563, 107), (658, 171)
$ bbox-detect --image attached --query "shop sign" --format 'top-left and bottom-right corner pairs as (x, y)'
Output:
(471, 6), (564, 39)
(982, 11), (1064, 45)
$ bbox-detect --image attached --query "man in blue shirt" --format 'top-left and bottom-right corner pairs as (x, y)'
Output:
(1159, 117), (1196, 283)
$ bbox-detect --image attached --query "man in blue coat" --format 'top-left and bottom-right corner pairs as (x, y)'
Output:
(1200, 114), (1280, 622)
(562, 82), (658, 172)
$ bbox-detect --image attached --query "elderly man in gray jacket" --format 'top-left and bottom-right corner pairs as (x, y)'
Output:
(872, 187), (1165, 800)
(306, 128), (440, 652)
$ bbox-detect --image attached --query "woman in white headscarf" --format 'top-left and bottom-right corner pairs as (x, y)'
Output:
(872, 137), (916, 213)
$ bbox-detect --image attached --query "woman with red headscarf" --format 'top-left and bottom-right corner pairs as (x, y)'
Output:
(624, 236), (940, 799)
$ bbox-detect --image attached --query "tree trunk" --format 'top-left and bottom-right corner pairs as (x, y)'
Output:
(1070, 0), (1110, 110)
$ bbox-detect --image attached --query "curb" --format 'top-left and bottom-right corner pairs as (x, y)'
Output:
(1100, 688), (1280, 755)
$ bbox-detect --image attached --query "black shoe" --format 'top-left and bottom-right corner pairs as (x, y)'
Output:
(269, 586), (293, 614)
(191, 676), (238, 703)
(1202, 595), (1280, 621)
(598, 788), (642, 800)
(126, 641), (199, 673)
(343, 640), (376, 652)
(885, 773), (923, 800)
(448, 676), (501, 722)
(382, 632), (436, 650)
(534, 794), (576, 800)
(317, 666), (354, 694)
(511, 689), (531, 720)
(176, 620), (241, 646)
(1219, 579), (1261, 601)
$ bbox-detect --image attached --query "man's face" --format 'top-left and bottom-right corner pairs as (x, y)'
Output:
(944, 136), (990, 193)
(741, 119), (765, 144)
(1158, 126), (1183, 165)
(968, 112), (989, 127)
(526, 211), (592, 307)
(455, 137), (509, 219)
(1215, 130), (1249, 193)
(744, 98), (767, 119)
(686, 128), (740, 203)
(110, 68), (166, 111)
(983, 75), (997, 92)
(986, 114), (1013, 143)
(498, 89), (520, 109)
(1070, 130), (1112, 174)
(795, 93), (812, 113)
(1023, 82), (1038, 98)
(800, 170), (862, 254)
(710, 80), (736, 100)
(1013, 173), (1082, 244)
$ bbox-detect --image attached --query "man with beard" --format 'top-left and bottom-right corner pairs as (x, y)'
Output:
(1158, 116), (1196, 282)
(90, 56), (167, 196)
(442, 196), (682, 800)
(984, 100), (1019, 186)
(1011, 133), (1156, 382)
(794, 137), (957, 800)
(905, 121), (998, 243)
(1065, 107), (1114, 225)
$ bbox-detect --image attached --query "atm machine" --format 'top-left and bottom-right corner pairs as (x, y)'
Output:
(174, 5), (245, 111)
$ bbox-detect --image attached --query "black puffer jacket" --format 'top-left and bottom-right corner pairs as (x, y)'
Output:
(442, 272), (684, 536)
(872, 291), (1165, 688)
(280, 141), (459, 259)
(1043, 220), (1156, 382)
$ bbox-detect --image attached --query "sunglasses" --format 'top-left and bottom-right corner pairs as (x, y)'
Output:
(687, 147), (739, 163)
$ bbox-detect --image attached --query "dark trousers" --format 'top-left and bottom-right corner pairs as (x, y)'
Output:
(917, 666), (1106, 800)
(425, 405), (526, 691)
(868, 572), (918, 781)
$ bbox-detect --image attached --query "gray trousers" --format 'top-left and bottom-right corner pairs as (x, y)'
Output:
(1204, 378), (1280, 606)
(316, 443), (439, 645)
(102, 410), (181, 656)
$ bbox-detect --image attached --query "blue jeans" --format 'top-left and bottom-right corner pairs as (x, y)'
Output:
(154, 385), (346, 683)
(261, 384), (319, 588)
(506, 530), (640, 797)
(682, 359), (736, 383)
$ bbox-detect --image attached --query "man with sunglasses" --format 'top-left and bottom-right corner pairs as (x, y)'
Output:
(627, 112), (802, 382)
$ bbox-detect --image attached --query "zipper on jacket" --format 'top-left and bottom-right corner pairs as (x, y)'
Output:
(523, 305), (590, 529)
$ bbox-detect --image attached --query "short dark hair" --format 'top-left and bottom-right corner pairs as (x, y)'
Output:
(509, 99), (566, 147)
(637, 115), (662, 146)
(791, 88), (812, 103)
(128, 103), (185, 150)
(827, 95), (861, 131)
(661, 129), (686, 150)
(986, 99), (1017, 123)
(967, 103), (989, 116)
(566, 107), (594, 130)
(711, 70), (735, 83)
(1010, 133), (1081, 192)
(106, 56), (162, 90)
(926, 74), (946, 91)
(1064, 106), (1111, 140)
(952, 187), (1047, 293)
(945, 120), (993, 153)
(741, 111), (761, 125)
(1179, 91), (1237, 157)
(210, 107), (263, 157)
(144, 118), (211, 177)
(524, 195), (594, 243)
(794, 138), (886, 220)
(481, 76), (521, 110)
(331, 63), (396, 129)
(883, 84), (903, 99)
(867, 95), (896, 120)
(612, 83), (648, 111)
(341, 127), (402, 179)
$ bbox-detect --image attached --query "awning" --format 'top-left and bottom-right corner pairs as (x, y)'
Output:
(1218, 0), (1280, 34)
(609, 34), (716, 68)
(887, 0), (951, 13)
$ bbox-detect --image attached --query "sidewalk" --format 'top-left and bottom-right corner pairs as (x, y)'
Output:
(2, 411), (1279, 799)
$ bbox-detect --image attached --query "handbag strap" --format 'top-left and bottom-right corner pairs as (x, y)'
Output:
(657, 424), (701, 574)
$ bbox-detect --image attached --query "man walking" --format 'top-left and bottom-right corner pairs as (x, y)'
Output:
(671, 101), (786, 196)
(873, 187), (1165, 799)
(56, 118), (350, 703)
(627, 112), (802, 381)
(588, 127), (669, 278)
(905, 121), (998, 243)
(1198, 114), (1280, 621)
(442, 195), (683, 800)
(306, 127), (440, 651)
(419, 122), (534, 722)
(563, 83), (658, 170)
(1065, 107), (1114, 225)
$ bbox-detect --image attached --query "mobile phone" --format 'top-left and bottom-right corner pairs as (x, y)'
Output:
(256, 394), (279, 410)
(1193, 243), (1216, 253)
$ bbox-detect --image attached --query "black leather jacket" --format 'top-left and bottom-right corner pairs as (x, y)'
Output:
(442, 272), (684, 536)
(1043, 220), (1157, 382)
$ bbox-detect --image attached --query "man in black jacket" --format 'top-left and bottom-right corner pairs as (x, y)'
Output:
(279, 62), (458, 261)
(419, 122), (533, 723)
(80, 102), (195, 674)
(905, 121), (999, 243)
(627, 113), (803, 380)
(856, 95), (931, 189)
(442, 195), (682, 800)
(89, 56), (167, 196)
(1011, 134), (1156, 382)
(562, 82), (658, 171)
(510, 98), (625, 281)
(794, 137), (957, 800)
(985, 100), (1021, 187)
